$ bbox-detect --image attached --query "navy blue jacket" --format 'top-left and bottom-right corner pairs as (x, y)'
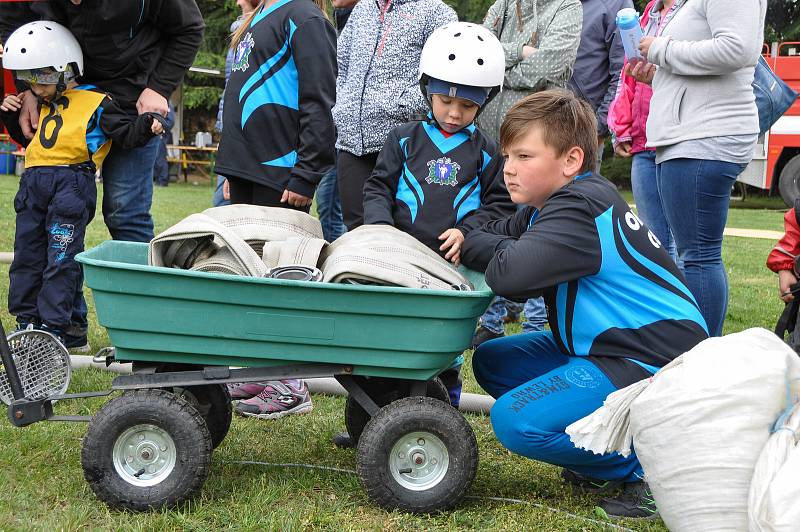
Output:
(215, 0), (337, 198)
(462, 174), (708, 387)
(567, 0), (632, 136)
(363, 117), (515, 256)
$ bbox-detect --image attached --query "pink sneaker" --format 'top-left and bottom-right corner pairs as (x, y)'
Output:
(226, 382), (267, 400)
(234, 379), (313, 419)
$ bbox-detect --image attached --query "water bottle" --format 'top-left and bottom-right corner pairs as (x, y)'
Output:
(616, 8), (644, 63)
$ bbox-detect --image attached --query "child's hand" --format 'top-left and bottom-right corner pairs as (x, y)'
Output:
(779, 270), (798, 302)
(0, 94), (22, 113)
(222, 179), (230, 201)
(151, 117), (164, 135)
(614, 142), (633, 158)
(439, 228), (465, 266)
(281, 189), (312, 208)
(626, 61), (657, 85)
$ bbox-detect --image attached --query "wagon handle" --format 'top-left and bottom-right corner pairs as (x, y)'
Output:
(0, 320), (25, 401)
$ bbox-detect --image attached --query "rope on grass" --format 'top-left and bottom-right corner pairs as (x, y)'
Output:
(223, 460), (357, 475)
(223, 460), (636, 531)
(464, 496), (636, 532)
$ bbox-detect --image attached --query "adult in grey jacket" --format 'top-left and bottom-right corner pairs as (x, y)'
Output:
(567, 0), (631, 171)
(333, 0), (457, 229)
(478, 0), (583, 142)
(631, 0), (767, 336)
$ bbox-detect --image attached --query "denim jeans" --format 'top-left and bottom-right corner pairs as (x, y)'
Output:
(656, 158), (747, 337)
(213, 175), (231, 207)
(316, 163), (346, 242)
(481, 296), (547, 334)
(101, 135), (160, 242)
(631, 150), (677, 262)
(152, 135), (170, 186)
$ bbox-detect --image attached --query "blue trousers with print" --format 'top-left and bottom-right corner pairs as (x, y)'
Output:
(9, 166), (96, 331)
(473, 331), (645, 482)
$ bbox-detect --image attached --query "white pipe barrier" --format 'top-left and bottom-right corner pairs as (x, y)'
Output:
(68, 355), (495, 414)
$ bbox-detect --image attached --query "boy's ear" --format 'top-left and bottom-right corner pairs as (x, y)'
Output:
(563, 146), (585, 177)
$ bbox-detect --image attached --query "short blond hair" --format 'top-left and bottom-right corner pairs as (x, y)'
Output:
(500, 90), (597, 174)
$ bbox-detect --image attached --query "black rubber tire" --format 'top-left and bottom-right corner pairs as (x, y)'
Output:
(149, 364), (232, 449)
(356, 396), (478, 513)
(345, 378), (450, 446)
(80, 389), (212, 511)
(779, 155), (800, 207)
(173, 384), (232, 449)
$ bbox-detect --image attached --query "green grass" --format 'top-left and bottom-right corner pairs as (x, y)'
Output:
(0, 173), (787, 530)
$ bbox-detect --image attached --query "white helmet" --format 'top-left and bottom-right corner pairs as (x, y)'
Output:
(3, 21), (84, 77)
(419, 22), (505, 97)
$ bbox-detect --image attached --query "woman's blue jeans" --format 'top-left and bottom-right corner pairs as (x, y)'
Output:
(316, 162), (346, 242)
(631, 151), (677, 262)
(656, 158), (746, 336)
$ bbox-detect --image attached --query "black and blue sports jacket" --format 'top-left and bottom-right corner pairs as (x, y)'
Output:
(363, 118), (515, 255)
(215, 0), (337, 198)
(462, 174), (709, 387)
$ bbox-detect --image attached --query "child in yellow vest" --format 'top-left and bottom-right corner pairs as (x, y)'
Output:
(0, 21), (163, 349)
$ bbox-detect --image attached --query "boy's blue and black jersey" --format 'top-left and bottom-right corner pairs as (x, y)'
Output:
(363, 117), (515, 254)
(215, 0), (337, 198)
(462, 174), (709, 387)
(0, 85), (160, 169)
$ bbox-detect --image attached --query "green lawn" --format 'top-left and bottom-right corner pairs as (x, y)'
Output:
(0, 174), (787, 530)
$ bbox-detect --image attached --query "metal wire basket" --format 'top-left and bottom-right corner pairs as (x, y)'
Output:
(0, 329), (71, 405)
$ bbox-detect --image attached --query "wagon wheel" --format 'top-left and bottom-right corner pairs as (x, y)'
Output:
(356, 396), (478, 513)
(344, 377), (449, 446)
(151, 364), (233, 449)
(172, 384), (232, 449)
(81, 389), (212, 511)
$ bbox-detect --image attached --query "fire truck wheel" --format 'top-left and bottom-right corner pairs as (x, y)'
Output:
(779, 154), (800, 207)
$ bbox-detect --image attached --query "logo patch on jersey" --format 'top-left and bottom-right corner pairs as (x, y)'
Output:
(426, 157), (460, 186)
(564, 366), (602, 389)
(232, 32), (255, 72)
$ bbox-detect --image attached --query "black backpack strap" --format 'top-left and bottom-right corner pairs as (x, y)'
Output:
(793, 198), (800, 227)
(775, 299), (799, 339)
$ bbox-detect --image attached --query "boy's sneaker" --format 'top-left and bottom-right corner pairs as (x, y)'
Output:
(561, 468), (623, 494)
(63, 330), (90, 353)
(595, 481), (659, 520)
(470, 326), (504, 349)
(235, 379), (313, 419)
(227, 382), (267, 400)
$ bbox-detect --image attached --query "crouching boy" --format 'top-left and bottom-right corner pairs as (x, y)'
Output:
(461, 90), (708, 519)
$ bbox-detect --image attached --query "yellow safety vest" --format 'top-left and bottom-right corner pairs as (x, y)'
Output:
(25, 88), (111, 169)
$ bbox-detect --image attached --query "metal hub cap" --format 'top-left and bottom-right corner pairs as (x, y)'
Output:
(112, 424), (176, 487)
(389, 431), (449, 491)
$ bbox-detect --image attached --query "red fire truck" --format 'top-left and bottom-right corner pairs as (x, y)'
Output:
(741, 42), (800, 206)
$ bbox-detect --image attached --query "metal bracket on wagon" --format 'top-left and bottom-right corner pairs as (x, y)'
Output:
(8, 389), (113, 427)
(111, 363), (355, 390)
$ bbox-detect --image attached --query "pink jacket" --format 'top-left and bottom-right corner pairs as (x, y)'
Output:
(607, 0), (656, 154)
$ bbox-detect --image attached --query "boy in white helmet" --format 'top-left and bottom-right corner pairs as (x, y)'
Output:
(0, 21), (164, 349)
(363, 22), (515, 407)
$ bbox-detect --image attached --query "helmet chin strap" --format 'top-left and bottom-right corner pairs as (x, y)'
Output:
(418, 74), (500, 124)
(56, 72), (67, 97)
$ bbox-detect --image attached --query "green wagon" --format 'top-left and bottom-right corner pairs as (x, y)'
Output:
(4, 240), (494, 513)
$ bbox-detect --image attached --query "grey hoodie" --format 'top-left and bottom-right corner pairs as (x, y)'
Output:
(645, 0), (766, 147)
(333, 0), (457, 156)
